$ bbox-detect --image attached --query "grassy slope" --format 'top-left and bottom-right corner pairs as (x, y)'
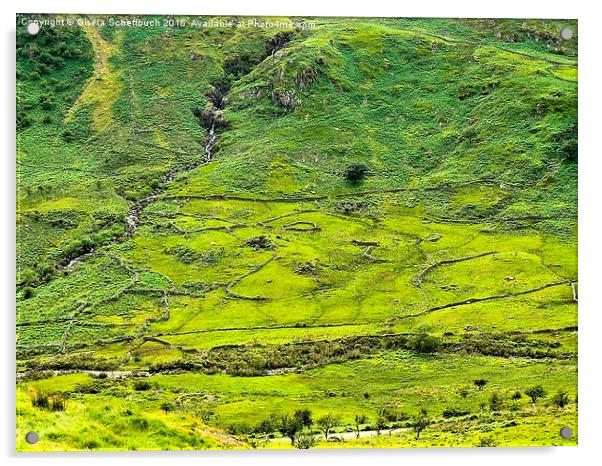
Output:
(16, 15), (577, 450)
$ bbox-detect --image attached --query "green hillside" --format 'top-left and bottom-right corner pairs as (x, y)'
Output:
(16, 15), (577, 451)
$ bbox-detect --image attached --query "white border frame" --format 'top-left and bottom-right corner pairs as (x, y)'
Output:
(3, 1), (600, 465)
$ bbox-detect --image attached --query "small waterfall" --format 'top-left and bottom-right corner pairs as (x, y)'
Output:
(124, 83), (226, 237)
(204, 123), (217, 163)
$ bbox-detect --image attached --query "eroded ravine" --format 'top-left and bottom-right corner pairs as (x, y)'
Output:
(50, 30), (299, 276)
(124, 75), (228, 237)
(116, 31), (296, 239)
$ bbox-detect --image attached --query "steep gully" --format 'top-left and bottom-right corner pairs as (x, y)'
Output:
(62, 33), (294, 271)
(124, 84), (223, 237)
(124, 31), (294, 237)
(63, 89), (221, 270)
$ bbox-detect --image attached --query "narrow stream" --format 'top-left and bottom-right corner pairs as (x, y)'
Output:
(124, 83), (225, 237)
(59, 84), (226, 272)
(55, 32), (296, 274)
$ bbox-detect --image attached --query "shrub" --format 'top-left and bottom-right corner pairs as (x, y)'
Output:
(39, 93), (55, 110)
(254, 417), (277, 435)
(17, 112), (32, 129)
(61, 236), (94, 261)
(525, 385), (547, 404)
(133, 379), (152, 391)
(31, 391), (50, 409)
(227, 422), (253, 435)
(80, 439), (100, 450)
(31, 391), (66, 411)
(489, 392), (504, 411)
(562, 139), (577, 161)
(409, 333), (441, 354)
(223, 53), (259, 79)
(50, 395), (66, 411)
(552, 390), (570, 408)
(294, 430), (317, 449)
(160, 401), (176, 413)
(477, 435), (498, 447)
(244, 235), (274, 251)
(35, 262), (55, 281)
(60, 128), (77, 142)
(18, 268), (38, 287)
(343, 163), (369, 183)
(165, 245), (202, 264)
(442, 407), (470, 418)
(20, 370), (53, 382)
(474, 379), (488, 390)
(378, 405), (408, 423)
(559, 123), (578, 161)
(21, 286), (35, 299)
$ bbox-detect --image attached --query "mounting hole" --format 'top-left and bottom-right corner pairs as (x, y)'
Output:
(26, 22), (40, 36)
(25, 431), (39, 444)
(560, 28), (573, 41)
(560, 426), (573, 439)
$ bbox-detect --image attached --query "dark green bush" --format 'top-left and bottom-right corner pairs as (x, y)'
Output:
(31, 391), (50, 409)
(552, 389), (570, 408)
(133, 379), (152, 391)
(160, 401), (176, 413)
(525, 385), (547, 403)
(442, 407), (470, 418)
(343, 163), (369, 183)
(409, 333), (441, 353)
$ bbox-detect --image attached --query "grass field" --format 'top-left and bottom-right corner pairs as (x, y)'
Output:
(16, 14), (577, 451)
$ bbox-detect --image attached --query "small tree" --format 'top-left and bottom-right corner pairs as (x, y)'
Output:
(552, 390), (570, 408)
(294, 408), (313, 428)
(255, 417), (277, 435)
(279, 413), (303, 445)
(375, 415), (388, 436)
(317, 413), (341, 440)
(160, 401), (176, 414)
(353, 414), (367, 439)
(344, 163), (369, 183)
(525, 385), (547, 404)
(474, 379), (488, 391)
(412, 409), (430, 440)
